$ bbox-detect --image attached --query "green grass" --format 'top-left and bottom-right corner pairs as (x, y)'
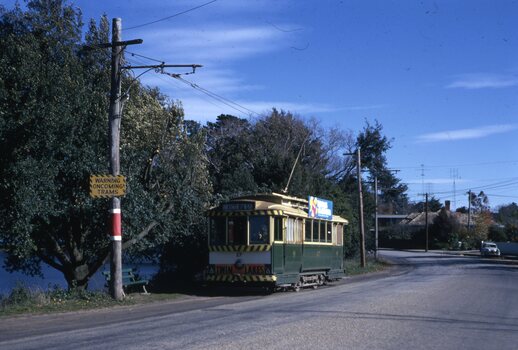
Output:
(1, 259), (389, 318)
(344, 256), (388, 276)
(0, 283), (182, 318)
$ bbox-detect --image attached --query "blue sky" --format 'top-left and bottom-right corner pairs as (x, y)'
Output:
(5, 0), (518, 209)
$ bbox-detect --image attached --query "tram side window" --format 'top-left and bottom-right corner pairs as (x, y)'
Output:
(337, 224), (344, 245)
(312, 220), (319, 242)
(209, 217), (226, 245)
(274, 217), (284, 241)
(250, 216), (269, 244)
(320, 221), (326, 242)
(294, 219), (303, 243)
(305, 219), (312, 241)
(326, 222), (332, 242)
(228, 216), (247, 245)
(286, 218), (294, 243)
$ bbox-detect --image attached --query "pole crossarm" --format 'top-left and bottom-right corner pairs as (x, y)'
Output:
(122, 64), (203, 70)
(83, 39), (143, 51)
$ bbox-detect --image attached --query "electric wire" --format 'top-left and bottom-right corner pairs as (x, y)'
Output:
(165, 74), (259, 117)
(126, 50), (164, 64)
(125, 57), (249, 117)
(124, 0), (218, 31)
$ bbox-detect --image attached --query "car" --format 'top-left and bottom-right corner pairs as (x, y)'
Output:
(480, 242), (501, 257)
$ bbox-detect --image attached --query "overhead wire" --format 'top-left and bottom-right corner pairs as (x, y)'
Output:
(164, 73), (260, 117)
(124, 0), (218, 31)
(126, 50), (164, 64)
(122, 48), (257, 117)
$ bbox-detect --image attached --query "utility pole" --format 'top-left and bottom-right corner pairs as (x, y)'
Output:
(357, 148), (366, 268)
(425, 193), (429, 252)
(467, 190), (472, 235)
(374, 176), (379, 260)
(107, 18), (143, 301)
(90, 18), (201, 301)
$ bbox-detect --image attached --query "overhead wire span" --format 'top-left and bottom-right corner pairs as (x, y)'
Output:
(161, 71), (259, 117)
(126, 51), (164, 64)
(124, 0), (218, 31)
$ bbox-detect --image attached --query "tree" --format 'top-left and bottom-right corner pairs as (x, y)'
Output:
(355, 120), (408, 214)
(431, 208), (461, 245)
(408, 196), (442, 213)
(205, 115), (257, 198)
(0, 1), (211, 289)
(469, 191), (490, 213)
(494, 203), (518, 241)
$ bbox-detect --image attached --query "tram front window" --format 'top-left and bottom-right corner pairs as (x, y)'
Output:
(228, 216), (247, 245)
(250, 216), (269, 244)
(210, 217), (226, 245)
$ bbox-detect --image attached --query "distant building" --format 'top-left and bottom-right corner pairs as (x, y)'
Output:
(398, 200), (474, 229)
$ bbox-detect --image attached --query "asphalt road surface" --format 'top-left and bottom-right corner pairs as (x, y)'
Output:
(2, 250), (518, 349)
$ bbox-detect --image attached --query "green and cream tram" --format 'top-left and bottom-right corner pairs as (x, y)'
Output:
(205, 193), (348, 291)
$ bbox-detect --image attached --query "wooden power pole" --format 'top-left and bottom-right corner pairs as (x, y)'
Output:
(357, 148), (366, 268)
(425, 193), (429, 252)
(108, 18), (142, 301)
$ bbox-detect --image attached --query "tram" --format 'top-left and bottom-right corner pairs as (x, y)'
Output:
(205, 193), (348, 291)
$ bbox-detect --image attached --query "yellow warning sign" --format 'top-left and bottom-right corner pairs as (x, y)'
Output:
(89, 175), (126, 198)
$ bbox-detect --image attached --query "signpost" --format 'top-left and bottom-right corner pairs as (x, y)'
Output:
(89, 175), (126, 198)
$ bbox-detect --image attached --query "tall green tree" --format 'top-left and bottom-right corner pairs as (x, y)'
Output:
(355, 120), (408, 214)
(0, 1), (211, 289)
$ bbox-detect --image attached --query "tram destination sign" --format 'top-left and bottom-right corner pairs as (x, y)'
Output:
(222, 202), (255, 212)
(308, 196), (333, 220)
(89, 175), (126, 198)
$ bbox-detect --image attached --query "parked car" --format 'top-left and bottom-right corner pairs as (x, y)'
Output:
(480, 242), (501, 256)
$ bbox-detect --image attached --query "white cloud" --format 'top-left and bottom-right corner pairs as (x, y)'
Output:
(138, 25), (294, 63)
(341, 104), (387, 111)
(447, 73), (518, 89)
(416, 124), (518, 143)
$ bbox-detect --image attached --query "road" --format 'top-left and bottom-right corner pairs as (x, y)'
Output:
(1, 250), (518, 349)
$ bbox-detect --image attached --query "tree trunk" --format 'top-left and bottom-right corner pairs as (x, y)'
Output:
(65, 263), (90, 290)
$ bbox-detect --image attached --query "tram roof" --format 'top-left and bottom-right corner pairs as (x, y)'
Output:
(209, 193), (348, 224)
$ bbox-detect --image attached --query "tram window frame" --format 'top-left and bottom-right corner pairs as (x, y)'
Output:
(326, 222), (332, 242)
(249, 216), (269, 244)
(209, 217), (226, 245)
(320, 221), (326, 242)
(228, 216), (247, 245)
(274, 217), (283, 242)
(305, 219), (312, 241)
(294, 218), (303, 243)
(286, 217), (295, 243)
(312, 220), (319, 241)
(337, 224), (344, 245)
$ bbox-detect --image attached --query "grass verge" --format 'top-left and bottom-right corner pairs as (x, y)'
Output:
(0, 283), (182, 318)
(345, 256), (388, 276)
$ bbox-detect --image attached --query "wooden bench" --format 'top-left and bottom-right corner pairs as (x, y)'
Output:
(102, 268), (149, 294)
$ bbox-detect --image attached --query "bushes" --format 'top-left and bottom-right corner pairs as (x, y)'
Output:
(0, 283), (118, 316)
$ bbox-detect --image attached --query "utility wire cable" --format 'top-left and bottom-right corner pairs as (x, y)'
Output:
(126, 50), (164, 64)
(163, 73), (259, 116)
(124, 0), (218, 31)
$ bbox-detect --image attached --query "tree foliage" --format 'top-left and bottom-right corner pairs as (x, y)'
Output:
(0, 1), (211, 289)
(0, 1), (413, 290)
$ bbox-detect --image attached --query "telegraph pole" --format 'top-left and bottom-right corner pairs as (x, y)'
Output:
(425, 193), (429, 252)
(108, 18), (144, 301)
(374, 176), (379, 260)
(97, 19), (201, 300)
(357, 148), (366, 268)
(467, 190), (472, 235)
